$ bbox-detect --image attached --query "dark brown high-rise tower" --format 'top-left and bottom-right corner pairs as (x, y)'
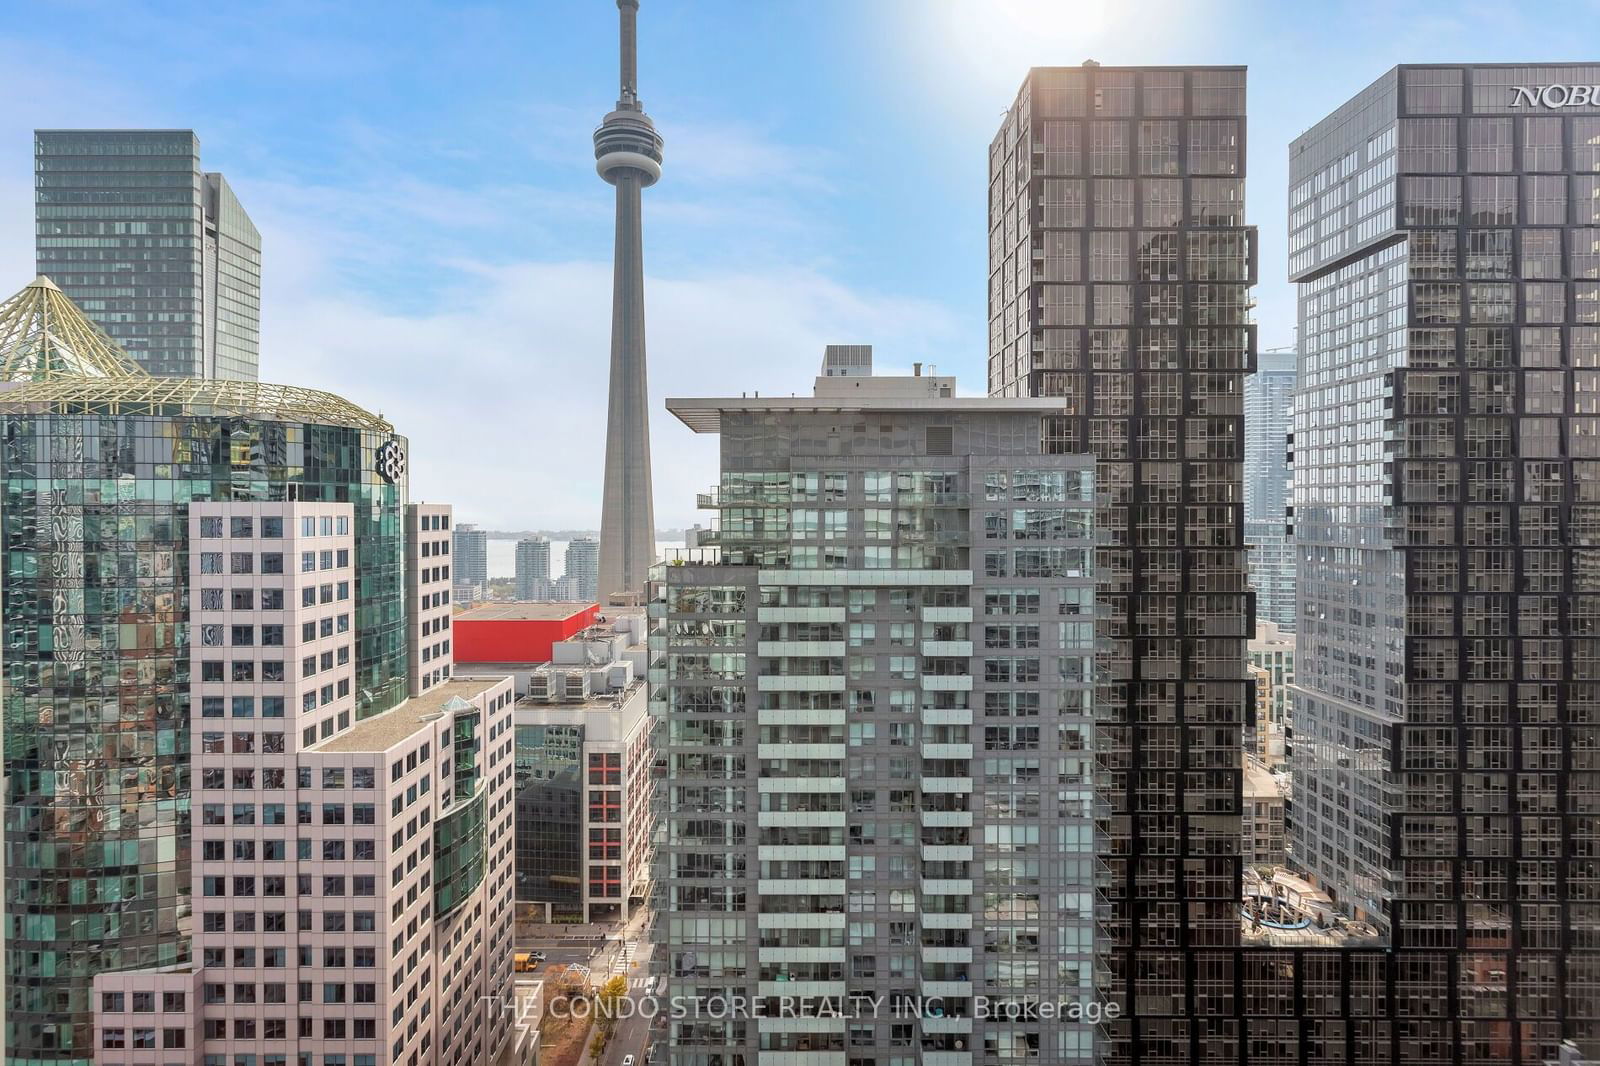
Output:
(989, 64), (1258, 1062)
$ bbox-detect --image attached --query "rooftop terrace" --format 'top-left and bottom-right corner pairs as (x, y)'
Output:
(313, 677), (502, 754)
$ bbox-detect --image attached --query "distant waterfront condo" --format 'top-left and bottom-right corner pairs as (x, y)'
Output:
(35, 129), (261, 380)
(595, 0), (663, 605)
(565, 536), (600, 602)
(653, 348), (1098, 1064)
(452, 522), (489, 592)
(515, 535), (552, 599)
(1289, 63), (1600, 1063)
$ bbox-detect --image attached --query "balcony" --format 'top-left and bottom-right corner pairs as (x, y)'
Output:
(758, 811), (846, 832)
(758, 844), (846, 862)
(757, 1012), (848, 1030)
(922, 1016), (973, 1034)
(920, 675), (973, 691)
(919, 979), (974, 999)
(756, 911), (847, 928)
(758, 741), (845, 763)
(757, 777), (846, 793)
(758, 979), (846, 998)
(758, 641), (846, 657)
(920, 945), (973, 964)
(757, 946), (847, 964)
(757, 707), (846, 727)
(920, 844), (973, 863)
(758, 675), (846, 692)
(922, 912), (973, 929)
(921, 640), (973, 657)
(895, 492), (971, 508)
(758, 607), (847, 624)
(921, 878), (973, 896)
(922, 777), (973, 793)
(920, 707), (972, 726)
(757, 568), (973, 587)
(922, 1052), (972, 1066)
(759, 878), (846, 896)
(921, 809), (973, 828)
(921, 606), (973, 623)
(754, 1051), (846, 1066)
(920, 742), (973, 761)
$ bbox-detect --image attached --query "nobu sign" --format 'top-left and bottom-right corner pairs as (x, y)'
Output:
(1510, 85), (1600, 108)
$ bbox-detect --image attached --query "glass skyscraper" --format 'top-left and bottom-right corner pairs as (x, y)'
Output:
(1245, 346), (1296, 631)
(0, 277), (406, 1063)
(1289, 63), (1600, 1063)
(988, 64), (1256, 1062)
(35, 129), (261, 380)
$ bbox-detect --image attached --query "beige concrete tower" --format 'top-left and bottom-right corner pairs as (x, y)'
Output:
(594, 0), (662, 605)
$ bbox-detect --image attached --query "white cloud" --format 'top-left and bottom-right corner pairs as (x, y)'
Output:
(260, 256), (963, 531)
(667, 120), (836, 192)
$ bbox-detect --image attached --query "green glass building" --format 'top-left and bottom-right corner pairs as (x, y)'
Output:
(0, 277), (408, 1063)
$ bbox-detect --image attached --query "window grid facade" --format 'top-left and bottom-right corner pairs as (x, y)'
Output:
(2, 410), (407, 1064)
(35, 130), (261, 380)
(1290, 64), (1600, 1064)
(653, 392), (1097, 1066)
(988, 66), (1257, 1064)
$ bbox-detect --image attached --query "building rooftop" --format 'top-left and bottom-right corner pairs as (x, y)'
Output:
(517, 677), (646, 715)
(668, 394), (1069, 434)
(1251, 621), (1296, 648)
(457, 602), (596, 621)
(313, 677), (502, 754)
(1243, 758), (1283, 800)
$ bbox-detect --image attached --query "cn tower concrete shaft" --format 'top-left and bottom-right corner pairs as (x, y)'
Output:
(594, 0), (662, 604)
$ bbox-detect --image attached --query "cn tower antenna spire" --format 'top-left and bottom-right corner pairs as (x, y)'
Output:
(618, 0), (639, 110)
(594, 0), (663, 606)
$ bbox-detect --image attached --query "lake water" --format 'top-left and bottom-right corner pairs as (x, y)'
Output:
(486, 538), (682, 580)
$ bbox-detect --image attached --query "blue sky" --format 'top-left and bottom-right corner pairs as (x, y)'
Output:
(0, 1), (1587, 527)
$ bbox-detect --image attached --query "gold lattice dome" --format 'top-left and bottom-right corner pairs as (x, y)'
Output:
(0, 276), (392, 432)
(0, 275), (144, 380)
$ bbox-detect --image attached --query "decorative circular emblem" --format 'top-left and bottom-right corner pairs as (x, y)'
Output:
(376, 438), (407, 483)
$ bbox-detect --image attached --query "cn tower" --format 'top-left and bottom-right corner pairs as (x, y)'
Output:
(594, 0), (662, 605)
